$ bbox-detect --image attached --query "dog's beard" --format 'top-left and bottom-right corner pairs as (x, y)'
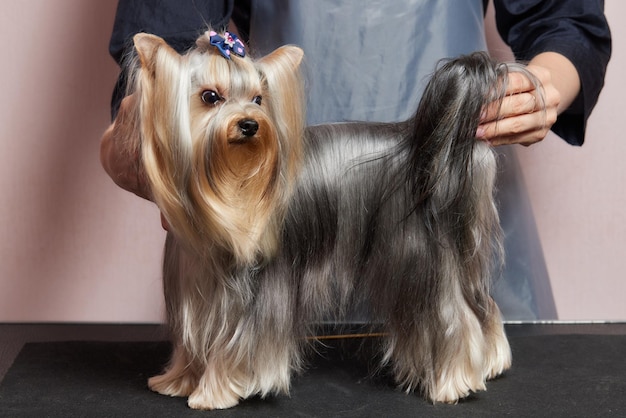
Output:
(187, 107), (283, 262)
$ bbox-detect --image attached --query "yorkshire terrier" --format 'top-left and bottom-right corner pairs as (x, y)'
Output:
(104, 29), (543, 410)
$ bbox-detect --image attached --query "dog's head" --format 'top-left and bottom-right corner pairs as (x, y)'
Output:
(129, 30), (305, 262)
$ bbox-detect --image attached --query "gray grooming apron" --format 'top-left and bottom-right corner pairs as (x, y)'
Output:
(249, 0), (557, 320)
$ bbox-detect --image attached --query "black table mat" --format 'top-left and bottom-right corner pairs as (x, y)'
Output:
(1, 334), (625, 417)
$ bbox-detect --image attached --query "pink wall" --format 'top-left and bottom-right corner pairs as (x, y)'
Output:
(0, 1), (166, 322)
(0, 1), (624, 323)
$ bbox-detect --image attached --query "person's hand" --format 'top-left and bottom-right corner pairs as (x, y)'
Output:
(101, 94), (171, 232)
(476, 65), (560, 146)
(160, 213), (170, 231)
(100, 94), (152, 200)
(476, 52), (581, 147)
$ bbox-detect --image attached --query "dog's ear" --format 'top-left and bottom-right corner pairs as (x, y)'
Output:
(255, 45), (305, 186)
(133, 33), (179, 77)
(257, 45), (304, 72)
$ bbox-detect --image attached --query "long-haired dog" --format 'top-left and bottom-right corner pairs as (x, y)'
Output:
(105, 29), (544, 410)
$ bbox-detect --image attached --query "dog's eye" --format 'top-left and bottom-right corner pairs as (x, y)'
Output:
(201, 90), (222, 105)
(252, 95), (262, 106)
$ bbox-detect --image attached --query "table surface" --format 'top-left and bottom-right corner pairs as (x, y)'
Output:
(2, 322), (626, 417)
(2, 321), (626, 384)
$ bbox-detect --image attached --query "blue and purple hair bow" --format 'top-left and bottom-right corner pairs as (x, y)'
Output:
(209, 31), (246, 59)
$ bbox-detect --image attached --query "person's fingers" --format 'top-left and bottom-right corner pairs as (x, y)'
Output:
(480, 91), (538, 123)
(476, 64), (561, 147)
(506, 70), (539, 95)
(477, 111), (554, 146)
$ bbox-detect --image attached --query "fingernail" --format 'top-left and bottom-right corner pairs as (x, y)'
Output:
(476, 126), (486, 139)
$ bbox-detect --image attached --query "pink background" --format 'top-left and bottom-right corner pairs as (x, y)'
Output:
(0, 1), (624, 323)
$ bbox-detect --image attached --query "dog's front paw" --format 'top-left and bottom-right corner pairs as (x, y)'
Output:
(148, 372), (196, 397)
(187, 385), (240, 410)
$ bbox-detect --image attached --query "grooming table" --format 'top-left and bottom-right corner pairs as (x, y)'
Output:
(1, 323), (625, 417)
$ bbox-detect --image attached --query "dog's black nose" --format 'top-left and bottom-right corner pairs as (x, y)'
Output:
(238, 119), (259, 137)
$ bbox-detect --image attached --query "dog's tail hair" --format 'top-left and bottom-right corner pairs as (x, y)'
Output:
(403, 51), (544, 317)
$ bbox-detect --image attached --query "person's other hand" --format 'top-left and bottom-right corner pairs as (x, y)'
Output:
(100, 94), (152, 200)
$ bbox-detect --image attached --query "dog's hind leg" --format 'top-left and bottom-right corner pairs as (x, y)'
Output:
(428, 300), (488, 403)
(385, 280), (490, 403)
(148, 343), (198, 397)
(481, 297), (512, 380)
